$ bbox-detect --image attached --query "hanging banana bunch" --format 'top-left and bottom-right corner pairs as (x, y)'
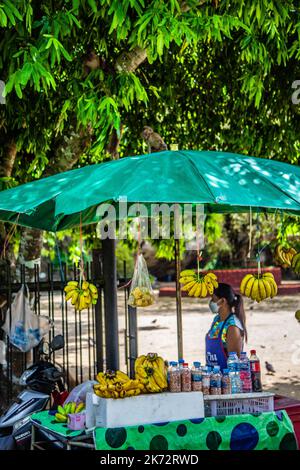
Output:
(179, 269), (218, 297)
(274, 244), (297, 269)
(240, 272), (278, 302)
(64, 280), (98, 311)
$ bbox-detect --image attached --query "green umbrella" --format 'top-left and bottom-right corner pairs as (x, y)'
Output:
(0, 150), (300, 231)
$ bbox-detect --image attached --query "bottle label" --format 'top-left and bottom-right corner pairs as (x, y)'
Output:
(192, 375), (202, 382)
(250, 361), (261, 373)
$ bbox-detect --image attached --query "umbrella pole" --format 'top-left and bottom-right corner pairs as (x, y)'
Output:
(102, 237), (119, 371)
(175, 238), (183, 359)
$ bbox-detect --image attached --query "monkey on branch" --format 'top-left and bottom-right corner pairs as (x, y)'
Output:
(141, 126), (168, 154)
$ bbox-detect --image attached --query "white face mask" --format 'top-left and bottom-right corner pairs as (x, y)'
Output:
(209, 300), (220, 314)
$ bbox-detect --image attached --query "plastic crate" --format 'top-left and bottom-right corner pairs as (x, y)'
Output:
(204, 392), (274, 417)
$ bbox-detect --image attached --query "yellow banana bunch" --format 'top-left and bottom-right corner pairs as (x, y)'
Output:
(274, 244), (297, 269)
(291, 253), (300, 275)
(240, 273), (278, 302)
(64, 280), (98, 311)
(134, 353), (168, 393)
(94, 369), (143, 399)
(179, 270), (218, 298)
(128, 287), (154, 307)
(54, 401), (85, 423)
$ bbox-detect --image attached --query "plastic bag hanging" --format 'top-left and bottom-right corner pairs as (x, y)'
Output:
(128, 254), (155, 307)
(2, 284), (52, 352)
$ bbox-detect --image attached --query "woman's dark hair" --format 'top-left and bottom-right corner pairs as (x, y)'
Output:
(214, 283), (248, 342)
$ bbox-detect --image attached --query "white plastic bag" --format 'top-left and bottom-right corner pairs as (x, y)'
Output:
(64, 380), (97, 405)
(2, 285), (52, 352)
(128, 254), (155, 307)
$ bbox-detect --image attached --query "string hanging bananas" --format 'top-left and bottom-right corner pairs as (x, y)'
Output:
(179, 270), (218, 297)
(134, 353), (168, 393)
(94, 370), (144, 399)
(64, 280), (98, 311)
(240, 273), (278, 302)
(54, 401), (85, 423)
(274, 244), (297, 269)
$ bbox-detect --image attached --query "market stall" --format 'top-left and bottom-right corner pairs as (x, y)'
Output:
(1, 150), (300, 450)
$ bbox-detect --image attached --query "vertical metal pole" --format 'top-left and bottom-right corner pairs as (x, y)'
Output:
(128, 304), (138, 379)
(175, 238), (183, 359)
(92, 249), (104, 372)
(102, 238), (119, 371)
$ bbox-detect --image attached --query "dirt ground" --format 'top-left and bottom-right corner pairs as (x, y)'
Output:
(121, 292), (300, 400)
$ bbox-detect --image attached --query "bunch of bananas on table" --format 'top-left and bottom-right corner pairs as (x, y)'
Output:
(240, 273), (278, 302)
(94, 370), (144, 399)
(55, 401), (85, 423)
(135, 353), (168, 393)
(64, 280), (98, 311)
(179, 270), (218, 297)
(128, 287), (154, 307)
(274, 244), (297, 269)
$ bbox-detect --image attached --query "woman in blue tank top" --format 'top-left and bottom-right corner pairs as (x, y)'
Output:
(206, 283), (247, 372)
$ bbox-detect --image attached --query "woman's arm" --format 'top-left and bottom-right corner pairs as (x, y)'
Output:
(226, 325), (243, 357)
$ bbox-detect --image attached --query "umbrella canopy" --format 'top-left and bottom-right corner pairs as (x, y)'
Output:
(0, 150), (300, 232)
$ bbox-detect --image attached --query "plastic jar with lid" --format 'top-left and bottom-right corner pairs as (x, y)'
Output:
(181, 363), (192, 392)
(168, 362), (181, 393)
(191, 362), (202, 392)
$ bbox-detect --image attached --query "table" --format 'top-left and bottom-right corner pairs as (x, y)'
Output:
(30, 410), (298, 451)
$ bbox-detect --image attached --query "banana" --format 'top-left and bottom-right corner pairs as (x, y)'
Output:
(258, 279), (267, 301)
(71, 290), (79, 305)
(116, 370), (130, 383)
(200, 282), (207, 297)
(135, 355), (147, 371)
(204, 276), (214, 295)
(70, 402), (77, 414)
(251, 279), (260, 302)
(65, 290), (76, 302)
(67, 281), (79, 287)
(88, 283), (98, 294)
(206, 272), (217, 280)
(180, 269), (196, 277)
(57, 405), (66, 416)
(262, 272), (275, 280)
(55, 413), (68, 423)
(262, 278), (272, 298)
(82, 281), (90, 290)
(64, 285), (77, 293)
(152, 368), (168, 389)
(122, 379), (140, 391)
(135, 365), (148, 379)
(193, 282), (202, 298)
(179, 275), (196, 284)
(124, 389), (141, 397)
(154, 356), (166, 374)
(244, 276), (255, 298)
(240, 274), (254, 295)
(181, 280), (196, 292)
(75, 402), (85, 413)
(188, 282), (199, 297)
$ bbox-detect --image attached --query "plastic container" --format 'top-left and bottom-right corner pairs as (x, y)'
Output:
(178, 359), (185, 370)
(191, 362), (202, 392)
(168, 362), (181, 393)
(202, 367), (211, 395)
(240, 352), (252, 393)
(210, 366), (222, 395)
(227, 352), (239, 371)
(221, 369), (231, 395)
(250, 350), (262, 392)
(274, 395), (300, 448)
(181, 363), (192, 392)
(204, 392), (274, 417)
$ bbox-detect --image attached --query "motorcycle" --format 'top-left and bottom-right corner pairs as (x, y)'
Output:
(0, 334), (67, 450)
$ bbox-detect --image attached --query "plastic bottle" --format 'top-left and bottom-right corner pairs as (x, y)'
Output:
(227, 352), (239, 372)
(210, 366), (222, 395)
(168, 362), (181, 393)
(240, 352), (253, 393)
(250, 350), (263, 392)
(202, 367), (210, 395)
(181, 363), (192, 392)
(178, 358), (185, 370)
(191, 362), (202, 392)
(221, 369), (231, 395)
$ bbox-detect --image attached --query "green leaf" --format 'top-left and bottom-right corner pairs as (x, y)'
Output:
(4, 0), (22, 21)
(15, 82), (23, 99)
(88, 0), (98, 13)
(157, 32), (164, 56)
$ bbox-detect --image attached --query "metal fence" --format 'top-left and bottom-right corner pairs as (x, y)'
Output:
(0, 252), (135, 410)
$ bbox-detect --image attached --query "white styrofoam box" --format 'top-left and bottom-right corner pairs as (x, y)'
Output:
(86, 391), (204, 429)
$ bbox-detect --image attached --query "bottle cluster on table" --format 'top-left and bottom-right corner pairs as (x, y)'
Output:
(167, 351), (262, 395)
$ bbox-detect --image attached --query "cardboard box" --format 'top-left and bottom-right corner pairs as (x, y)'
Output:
(86, 391), (204, 428)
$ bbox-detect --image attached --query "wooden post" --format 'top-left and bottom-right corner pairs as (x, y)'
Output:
(102, 238), (119, 371)
(175, 238), (183, 359)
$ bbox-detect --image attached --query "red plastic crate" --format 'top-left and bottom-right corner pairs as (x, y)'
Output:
(274, 395), (300, 448)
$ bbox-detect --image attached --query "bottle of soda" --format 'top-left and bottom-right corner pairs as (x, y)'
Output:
(250, 350), (262, 392)
(240, 352), (252, 393)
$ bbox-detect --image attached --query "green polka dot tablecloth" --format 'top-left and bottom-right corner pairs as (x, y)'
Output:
(93, 411), (298, 451)
(31, 411), (84, 439)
